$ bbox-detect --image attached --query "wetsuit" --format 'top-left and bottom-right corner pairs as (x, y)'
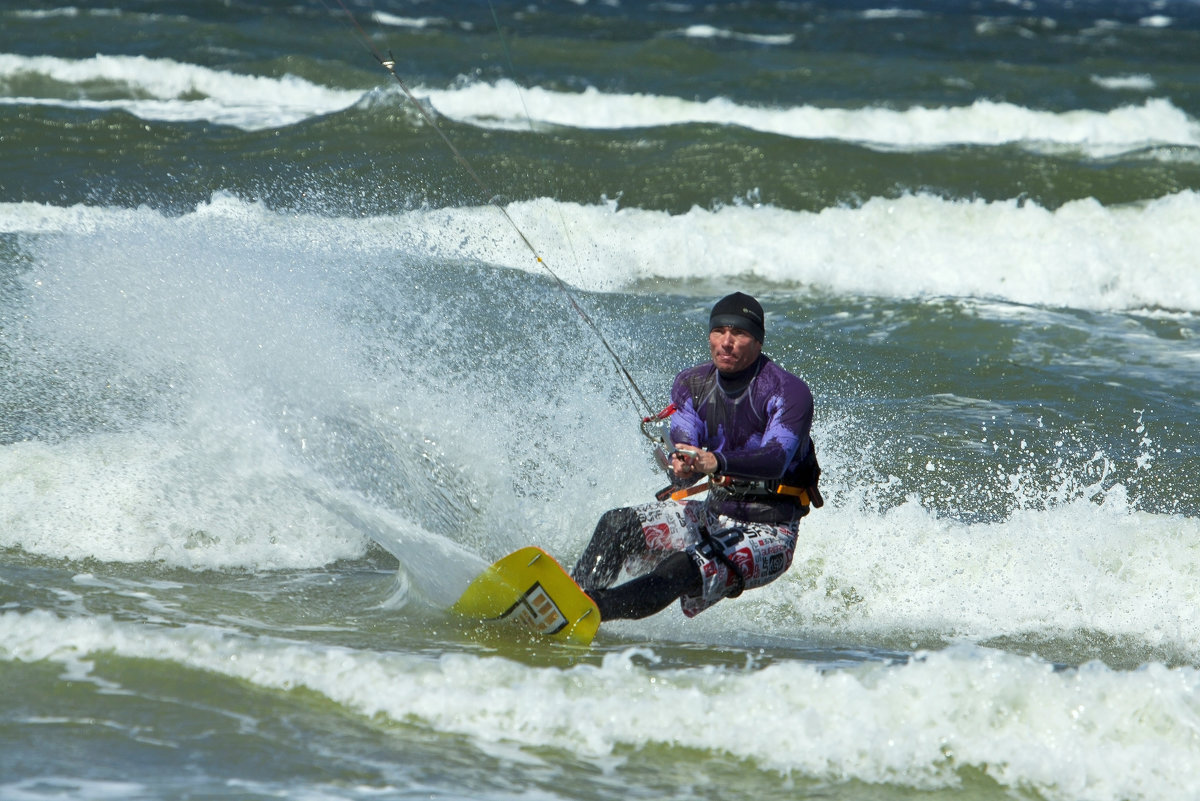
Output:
(573, 354), (815, 620)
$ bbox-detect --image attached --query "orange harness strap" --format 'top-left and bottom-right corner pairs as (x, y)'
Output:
(666, 477), (818, 507)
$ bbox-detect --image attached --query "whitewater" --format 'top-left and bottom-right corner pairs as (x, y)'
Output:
(4, 4), (1200, 801)
(3, 190), (1199, 311)
(3, 53), (1199, 156)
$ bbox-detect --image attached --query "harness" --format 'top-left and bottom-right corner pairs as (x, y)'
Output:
(662, 470), (823, 507)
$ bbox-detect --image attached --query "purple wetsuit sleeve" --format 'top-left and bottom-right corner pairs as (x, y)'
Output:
(669, 367), (709, 447)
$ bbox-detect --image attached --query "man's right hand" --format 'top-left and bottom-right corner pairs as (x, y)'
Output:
(672, 446), (716, 477)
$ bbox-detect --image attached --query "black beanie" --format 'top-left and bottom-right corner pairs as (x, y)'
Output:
(709, 292), (764, 343)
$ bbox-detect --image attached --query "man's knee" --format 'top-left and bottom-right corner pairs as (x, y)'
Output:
(590, 550), (701, 621)
(573, 507), (643, 587)
(595, 507), (640, 537)
(656, 550), (701, 594)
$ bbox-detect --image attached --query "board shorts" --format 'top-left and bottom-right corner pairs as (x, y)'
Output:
(624, 499), (799, 618)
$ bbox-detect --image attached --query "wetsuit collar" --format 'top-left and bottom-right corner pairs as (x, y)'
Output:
(716, 354), (765, 397)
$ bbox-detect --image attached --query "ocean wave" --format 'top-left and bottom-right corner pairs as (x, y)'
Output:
(357, 192), (1200, 313)
(419, 79), (1200, 157)
(1092, 73), (1157, 92)
(1, 194), (1195, 653)
(4, 384), (1195, 658)
(4, 190), (1198, 313)
(737, 494), (1200, 655)
(5, 49), (1195, 155)
(0, 52), (359, 130)
(3, 612), (1200, 801)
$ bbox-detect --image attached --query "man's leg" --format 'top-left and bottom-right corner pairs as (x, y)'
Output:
(571, 507), (645, 591)
(588, 551), (701, 620)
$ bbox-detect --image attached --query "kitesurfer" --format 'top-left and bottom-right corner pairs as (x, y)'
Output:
(572, 292), (820, 620)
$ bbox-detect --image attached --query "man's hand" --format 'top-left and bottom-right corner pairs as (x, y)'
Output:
(671, 446), (717, 478)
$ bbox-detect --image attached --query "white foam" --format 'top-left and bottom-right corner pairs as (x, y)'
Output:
(861, 8), (928, 20)
(670, 24), (795, 45)
(3, 611), (1200, 801)
(0, 432), (368, 570)
(5, 50), (1193, 153)
(371, 11), (450, 29)
(360, 192), (1200, 313)
(742, 495), (1200, 648)
(11, 7), (81, 19)
(1092, 73), (1157, 92)
(0, 200), (145, 234)
(0, 778), (147, 801)
(5, 189), (1200, 313)
(0, 196), (482, 577)
(420, 79), (1200, 156)
(0, 53), (359, 130)
(0, 409), (480, 597)
(1139, 15), (1174, 28)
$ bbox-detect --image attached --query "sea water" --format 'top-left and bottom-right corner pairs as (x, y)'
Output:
(2, 2), (1200, 799)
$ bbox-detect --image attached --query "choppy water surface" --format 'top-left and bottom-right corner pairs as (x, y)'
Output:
(3, 2), (1200, 800)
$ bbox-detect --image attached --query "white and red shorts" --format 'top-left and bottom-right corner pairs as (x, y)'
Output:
(624, 500), (799, 617)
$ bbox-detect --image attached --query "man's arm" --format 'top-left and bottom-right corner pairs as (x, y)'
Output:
(666, 372), (710, 482)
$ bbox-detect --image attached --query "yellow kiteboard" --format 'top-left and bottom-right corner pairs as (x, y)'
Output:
(452, 546), (601, 646)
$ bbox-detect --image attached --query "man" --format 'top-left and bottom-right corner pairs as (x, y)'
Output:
(572, 291), (819, 621)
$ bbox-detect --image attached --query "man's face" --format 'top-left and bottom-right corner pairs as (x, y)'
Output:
(709, 325), (762, 374)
